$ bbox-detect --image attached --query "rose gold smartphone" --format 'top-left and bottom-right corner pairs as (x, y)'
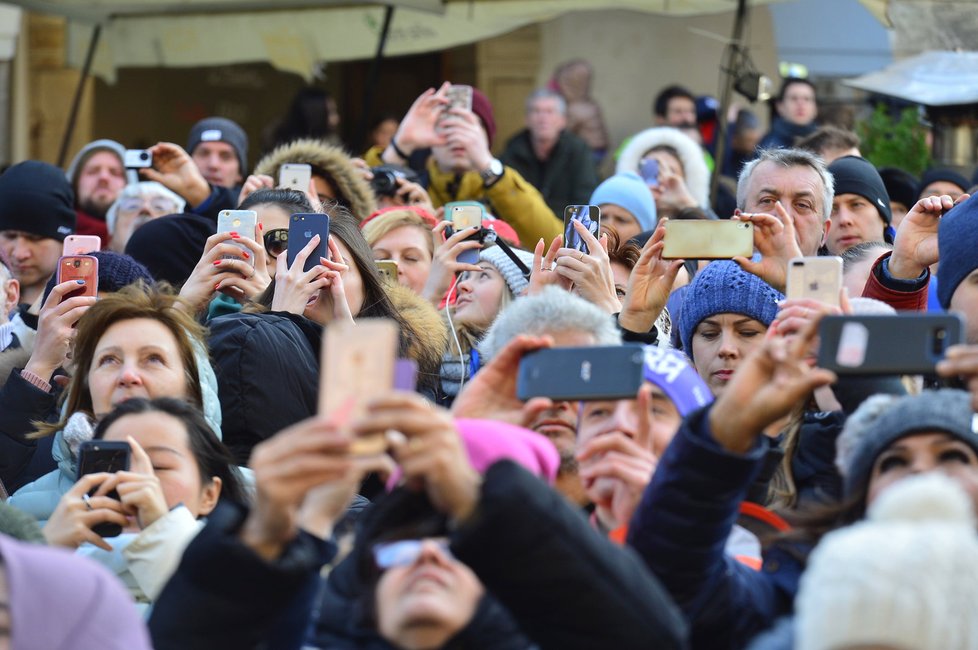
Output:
(661, 220), (754, 260)
(786, 256), (843, 307)
(57, 255), (99, 301)
(63, 235), (101, 256)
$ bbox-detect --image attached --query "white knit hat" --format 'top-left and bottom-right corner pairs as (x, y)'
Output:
(795, 473), (978, 650)
(479, 244), (533, 297)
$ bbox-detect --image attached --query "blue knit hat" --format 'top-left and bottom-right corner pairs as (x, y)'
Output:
(589, 172), (657, 232)
(678, 261), (783, 358)
(937, 194), (978, 309)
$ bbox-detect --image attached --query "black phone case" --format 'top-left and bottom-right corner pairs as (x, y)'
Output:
(817, 314), (964, 375)
(517, 344), (645, 402)
(287, 214), (330, 273)
(78, 441), (131, 538)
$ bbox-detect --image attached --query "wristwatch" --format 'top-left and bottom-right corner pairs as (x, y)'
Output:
(479, 158), (505, 187)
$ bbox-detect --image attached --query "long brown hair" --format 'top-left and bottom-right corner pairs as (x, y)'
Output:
(31, 283), (207, 439)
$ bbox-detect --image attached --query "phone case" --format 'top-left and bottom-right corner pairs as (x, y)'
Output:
(786, 256), (843, 306)
(217, 210), (258, 268)
(279, 163), (312, 192)
(376, 260), (398, 283)
(57, 255), (99, 299)
(78, 440), (131, 538)
(563, 205), (601, 255)
(640, 159), (660, 187)
(662, 220), (754, 260)
(817, 314), (964, 375)
(63, 235), (101, 256)
(287, 213), (330, 273)
(449, 203), (484, 265)
(438, 85), (473, 126)
(517, 344), (646, 402)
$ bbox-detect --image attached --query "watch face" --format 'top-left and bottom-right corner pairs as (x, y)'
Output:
(489, 159), (504, 176)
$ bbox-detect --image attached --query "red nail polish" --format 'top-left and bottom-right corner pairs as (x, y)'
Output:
(214, 283), (221, 290)
(230, 232), (240, 238)
(213, 260), (221, 266)
(242, 252), (250, 259)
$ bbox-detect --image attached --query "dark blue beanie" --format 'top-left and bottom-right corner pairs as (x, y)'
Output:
(828, 156), (891, 225)
(937, 194), (978, 309)
(0, 161), (76, 241)
(918, 168), (970, 201)
(678, 261), (784, 358)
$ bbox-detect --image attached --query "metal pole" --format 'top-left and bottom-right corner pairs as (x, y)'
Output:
(354, 5), (395, 153)
(709, 0), (747, 210)
(57, 23), (101, 167)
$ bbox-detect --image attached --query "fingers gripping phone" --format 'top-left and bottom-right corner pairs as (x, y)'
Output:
(786, 257), (843, 307)
(57, 255), (99, 301)
(78, 440), (131, 538)
(517, 344), (646, 402)
(563, 205), (601, 255)
(661, 220), (754, 260)
(448, 202), (484, 266)
(320, 318), (399, 455)
(63, 235), (101, 256)
(287, 213), (330, 273)
(278, 164), (312, 192)
(217, 210), (258, 268)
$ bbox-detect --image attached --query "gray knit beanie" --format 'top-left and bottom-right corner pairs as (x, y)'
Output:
(479, 245), (533, 297)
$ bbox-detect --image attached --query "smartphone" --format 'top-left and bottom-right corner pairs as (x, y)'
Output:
(563, 205), (601, 255)
(817, 314), (964, 375)
(320, 318), (399, 455)
(438, 84), (474, 126)
(449, 202), (484, 266)
(376, 260), (398, 284)
(57, 255), (99, 300)
(661, 220), (754, 260)
(287, 213), (330, 273)
(217, 210), (258, 268)
(124, 149), (153, 169)
(786, 256), (843, 307)
(63, 235), (101, 256)
(639, 158), (660, 187)
(278, 163), (312, 192)
(78, 440), (131, 538)
(517, 344), (646, 402)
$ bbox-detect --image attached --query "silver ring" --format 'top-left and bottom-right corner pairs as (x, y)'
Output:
(82, 493), (93, 511)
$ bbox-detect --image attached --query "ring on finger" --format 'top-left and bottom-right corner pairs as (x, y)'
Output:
(578, 251), (585, 261)
(82, 493), (93, 511)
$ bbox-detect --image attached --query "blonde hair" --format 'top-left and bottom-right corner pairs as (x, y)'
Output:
(361, 210), (435, 259)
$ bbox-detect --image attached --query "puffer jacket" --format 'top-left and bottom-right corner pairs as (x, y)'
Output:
(254, 139), (378, 221)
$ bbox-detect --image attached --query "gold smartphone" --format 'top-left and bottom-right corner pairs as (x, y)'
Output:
(376, 260), (398, 284)
(320, 318), (399, 455)
(786, 256), (843, 307)
(661, 220), (754, 260)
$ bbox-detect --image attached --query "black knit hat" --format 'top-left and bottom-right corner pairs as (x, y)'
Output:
(186, 117), (248, 176)
(878, 167), (919, 211)
(124, 213), (214, 287)
(41, 250), (154, 304)
(828, 156), (892, 225)
(918, 168), (970, 201)
(0, 161), (76, 241)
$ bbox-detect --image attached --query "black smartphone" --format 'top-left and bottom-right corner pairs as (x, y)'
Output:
(77, 440), (131, 538)
(287, 213), (330, 273)
(817, 314), (965, 375)
(563, 205), (601, 255)
(517, 344), (646, 402)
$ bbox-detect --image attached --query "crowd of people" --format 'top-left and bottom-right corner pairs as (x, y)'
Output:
(0, 72), (977, 649)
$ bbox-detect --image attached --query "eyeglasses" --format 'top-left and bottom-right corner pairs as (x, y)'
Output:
(372, 538), (452, 570)
(116, 197), (179, 216)
(263, 228), (288, 259)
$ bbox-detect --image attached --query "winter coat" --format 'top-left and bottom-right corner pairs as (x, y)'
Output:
(500, 129), (598, 218)
(0, 312), (35, 390)
(616, 127), (712, 210)
(861, 251), (930, 311)
(254, 139), (378, 221)
(757, 118), (816, 152)
(627, 405), (807, 650)
(0, 368), (58, 491)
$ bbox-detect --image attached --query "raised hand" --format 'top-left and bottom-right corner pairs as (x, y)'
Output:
(618, 220), (684, 333)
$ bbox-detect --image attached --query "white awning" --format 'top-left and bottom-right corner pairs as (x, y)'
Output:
(845, 50), (978, 107)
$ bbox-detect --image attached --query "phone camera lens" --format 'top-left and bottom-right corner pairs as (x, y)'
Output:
(73, 260), (80, 268)
(139, 152), (149, 161)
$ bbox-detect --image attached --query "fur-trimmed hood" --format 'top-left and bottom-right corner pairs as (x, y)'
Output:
(616, 127), (711, 209)
(254, 138), (377, 220)
(386, 282), (449, 394)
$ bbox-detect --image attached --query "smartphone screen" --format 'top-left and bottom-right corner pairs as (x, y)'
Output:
(57, 255), (99, 300)
(438, 84), (473, 127)
(563, 205), (601, 255)
(449, 203), (483, 266)
(63, 235), (101, 256)
(278, 164), (312, 192)
(639, 159), (660, 187)
(217, 210), (258, 268)
(287, 213), (330, 273)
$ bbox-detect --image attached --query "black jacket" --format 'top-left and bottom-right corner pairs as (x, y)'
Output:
(500, 130), (598, 218)
(0, 369), (59, 491)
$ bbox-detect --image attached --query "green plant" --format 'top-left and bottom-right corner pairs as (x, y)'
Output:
(857, 104), (931, 176)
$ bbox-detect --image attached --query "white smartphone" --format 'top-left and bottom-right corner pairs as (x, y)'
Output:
(786, 256), (843, 307)
(217, 210), (258, 268)
(278, 164), (312, 192)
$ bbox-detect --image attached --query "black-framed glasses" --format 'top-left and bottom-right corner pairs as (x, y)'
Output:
(264, 228), (288, 259)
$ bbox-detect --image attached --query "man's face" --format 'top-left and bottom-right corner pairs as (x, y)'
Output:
(0, 231), (62, 297)
(527, 97), (566, 144)
(776, 83), (817, 126)
(743, 160), (830, 256)
(662, 97), (697, 128)
(950, 269), (978, 344)
(431, 141), (472, 174)
(191, 142), (242, 188)
(76, 151), (125, 219)
(110, 191), (181, 253)
(826, 193), (886, 255)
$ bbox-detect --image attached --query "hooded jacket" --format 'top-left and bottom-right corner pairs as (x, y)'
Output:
(617, 127), (712, 210)
(254, 139), (378, 221)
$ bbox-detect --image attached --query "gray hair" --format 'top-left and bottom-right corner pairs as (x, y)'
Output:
(479, 286), (621, 361)
(736, 148), (834, 224)
(526, 88), (567, 116)
(106, 182), (186, 234)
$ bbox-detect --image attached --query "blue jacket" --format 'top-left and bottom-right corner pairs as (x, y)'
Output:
(627, 405), (806, 649)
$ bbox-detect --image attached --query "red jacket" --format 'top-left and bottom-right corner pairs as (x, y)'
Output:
(861, 252), (928, 312)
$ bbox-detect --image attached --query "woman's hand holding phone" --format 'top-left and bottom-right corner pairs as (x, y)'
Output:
(527, 234), (572, 296)
(554, 219), (620, 313)
(618, 221), (684, 333)
(105, 436), (170, 531)
(43, 472), (130, 551)
(318, 236), (356, 326)
(177, 231), (263, 316)
(24, 280), (98, 383)
(215, 228), (271, 304)
(271, 234), (331, 315)
(421, 221), (483, 305)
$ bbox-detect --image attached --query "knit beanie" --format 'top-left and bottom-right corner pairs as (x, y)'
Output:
(589, 172), (657, 232)
(186, 117), (248, 175)
(827, 156), (891, 225)
(479, 244), (533, 297)
(937, 193), (978, 309)
(40, 250), (154, 304)
(124, 213), (215, 287)
(795, 473), (978, 650)
(0, 161), (76, 241)
(878, 166), (918, 210)
(471, 88), (497, 148)
(64, 139), (125, 188)
(835, 389), (978, 498)
(917, 167), (970, 200)
(677, 261), (783, 358)
(642, 346), (712, 417)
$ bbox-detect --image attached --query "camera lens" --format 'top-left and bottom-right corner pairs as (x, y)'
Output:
(73, 260), (81, 267)
(139, 151), (149, 161)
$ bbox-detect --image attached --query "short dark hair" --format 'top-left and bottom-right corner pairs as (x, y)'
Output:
(238, 188), (315, 214)
(653, 85), (695, 119)
(796, 126), (860, 158)
(776, 77), (816, 103)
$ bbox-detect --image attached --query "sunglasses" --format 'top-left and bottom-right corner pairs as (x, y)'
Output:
(263, 228), (289, 259)
(372, 538), (452, 570)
